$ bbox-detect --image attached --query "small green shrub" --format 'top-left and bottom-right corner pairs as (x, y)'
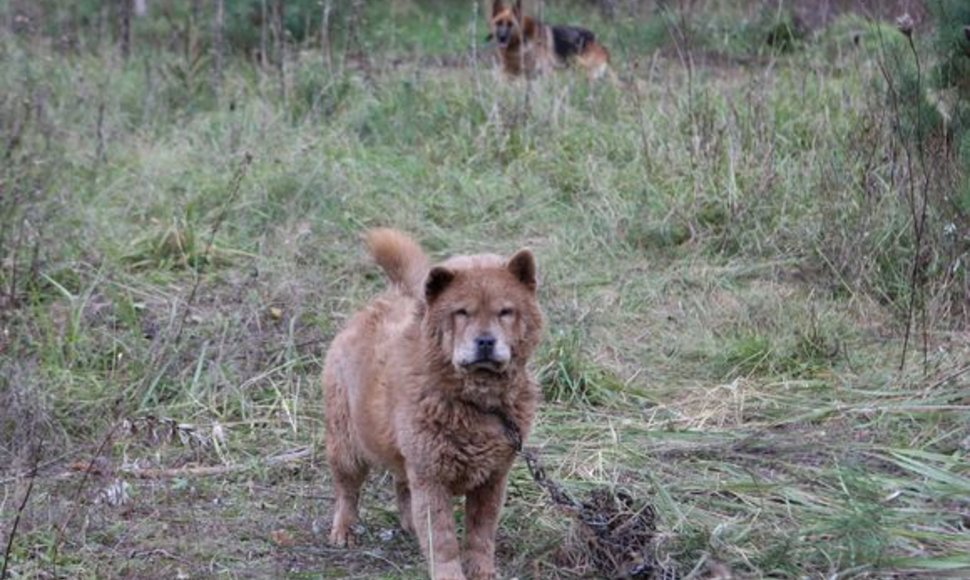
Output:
(537, 328), (623, 406)
(624, 219), (692, 251)
(716, 318), (838, 380)
(716, 333), (774, 378)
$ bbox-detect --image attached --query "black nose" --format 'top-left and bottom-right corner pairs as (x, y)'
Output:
(476, 334), (496, 356)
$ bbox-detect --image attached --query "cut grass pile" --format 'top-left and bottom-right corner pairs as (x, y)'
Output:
(2, 1), (969, 578)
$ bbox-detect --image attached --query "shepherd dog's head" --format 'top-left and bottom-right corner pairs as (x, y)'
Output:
(488, 0), (523, 48)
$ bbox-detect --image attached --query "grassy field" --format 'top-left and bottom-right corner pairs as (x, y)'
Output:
(2, 1), (969, 578)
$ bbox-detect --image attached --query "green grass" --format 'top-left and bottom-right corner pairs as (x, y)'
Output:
(2, 1), (970, 578)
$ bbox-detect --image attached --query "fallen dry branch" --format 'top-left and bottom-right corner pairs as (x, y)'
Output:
(123, 446), (311, 479)
(56, 446), (312, 480)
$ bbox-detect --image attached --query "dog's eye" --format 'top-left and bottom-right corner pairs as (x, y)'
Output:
(498, 307), (515, 318)
(454, 308), (469, 318)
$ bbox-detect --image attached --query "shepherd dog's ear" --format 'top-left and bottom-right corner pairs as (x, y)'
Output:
(513, 0), (523, 18)
(492, 0), (504, 17)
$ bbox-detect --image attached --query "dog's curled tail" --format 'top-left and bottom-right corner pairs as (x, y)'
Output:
(366, 228), (430, 299)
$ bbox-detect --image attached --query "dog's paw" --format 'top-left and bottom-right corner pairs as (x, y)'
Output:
(464, 556), (496, 580)
(328, 526), (356, 548)
(431, 560), (466, 580)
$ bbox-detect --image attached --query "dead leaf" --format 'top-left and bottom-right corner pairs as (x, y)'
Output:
(270, 528), (295, 547)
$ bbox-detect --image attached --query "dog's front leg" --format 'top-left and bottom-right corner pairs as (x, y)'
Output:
(463, 474), (508, 580)
(410, 478), (465, 580)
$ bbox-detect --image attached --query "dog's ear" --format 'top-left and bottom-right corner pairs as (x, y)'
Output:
(513, 0), (522, 18)
(507, 249), (537, 292)
(425, 266), (456, 303)
(492, 0), (504, 17)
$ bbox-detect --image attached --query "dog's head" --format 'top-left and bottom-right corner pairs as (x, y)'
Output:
(423, 249), (542, 376)
(487, 0), (523, 48)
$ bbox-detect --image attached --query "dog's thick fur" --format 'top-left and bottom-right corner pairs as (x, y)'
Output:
(488, 0), (611, 80)
(323, 229), (543, 580)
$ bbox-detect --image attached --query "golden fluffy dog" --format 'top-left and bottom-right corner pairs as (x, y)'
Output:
(323, 229), (543, 580)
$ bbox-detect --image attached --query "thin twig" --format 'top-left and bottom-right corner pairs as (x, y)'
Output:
(321, 0), (333, 72)
(902, 33), (931, 374)
(274, 0), (287, 104)
(1, 444), (41, 580)
(173, 152), (253, 345)
(51, 424), (120, 576)
(212, 0), (225, 94)
(95, 100), (106, 166)
(661, 3), (697, 178)
(6, 216), (26, 308)
(872, 27), (923, 373)
(260, 0), (268, 69)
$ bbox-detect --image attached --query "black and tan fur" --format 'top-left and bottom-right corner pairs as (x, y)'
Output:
(487, 0), (611, 80)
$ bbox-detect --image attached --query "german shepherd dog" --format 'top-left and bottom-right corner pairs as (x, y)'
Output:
(488, 0), (611, 80)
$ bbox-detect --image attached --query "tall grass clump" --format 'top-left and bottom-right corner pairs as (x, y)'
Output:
(537, 328), (625, 406)
(808, 13), (970, 355)
(928, 1), (970, 306)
